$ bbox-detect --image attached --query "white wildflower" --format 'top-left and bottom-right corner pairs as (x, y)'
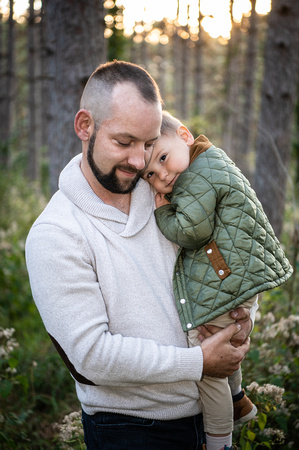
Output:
(5, 367), (17, 374)
(58, 410), (83, 442)
(290, 332), (299, 346)
(267, 324), (278, 339)
(0, 328), (15, 340)
(269, 363), (290, 375)
(257, 383), (285, 403)
(0, 328), (19, 359)
(264, 312), (276, 324)
(255, 311), (261, 322)
(262, 427), (285, 442)
(246, 381), (259, 392)
(289, 315), (299, 324)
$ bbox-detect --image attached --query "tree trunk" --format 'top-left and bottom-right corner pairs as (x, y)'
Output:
(172, 32), (189, 120)
(294, 89), (299, 185)
(234, 0), (258, 181)
(32, 4), (45, 181)
(27, 0), (37, 180)
(0, 13), (3, 104)
(192, 5), (204, 117)
(222, 1), (242, 160)
(172, 32), (182, 117)
(44, 0), (107, 194)
(140, 38), (149, 70)
(181, 37), (189, 120)
(156, 42), (167, 102)
(39, 1), (48, 157)
(254, 0), (299, 237)
(192, 36), (203, 116)
(0, 0), (15, 167)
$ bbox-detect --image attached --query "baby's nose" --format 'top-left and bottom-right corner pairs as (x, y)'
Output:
(159, 169), (168, 180)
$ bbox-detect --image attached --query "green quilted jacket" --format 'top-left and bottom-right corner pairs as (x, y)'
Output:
(155, 136), (293, 331)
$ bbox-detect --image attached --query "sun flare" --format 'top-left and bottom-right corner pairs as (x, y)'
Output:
(1, 0), (272, 39)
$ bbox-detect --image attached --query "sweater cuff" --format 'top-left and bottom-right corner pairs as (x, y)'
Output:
(177, 345), (203, 382)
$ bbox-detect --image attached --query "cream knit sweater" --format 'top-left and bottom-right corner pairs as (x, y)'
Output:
(25, 154), (203, 419)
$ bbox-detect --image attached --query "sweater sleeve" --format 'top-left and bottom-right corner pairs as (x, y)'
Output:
(155, 172), (217, 249)
(25, 223), (203, 387)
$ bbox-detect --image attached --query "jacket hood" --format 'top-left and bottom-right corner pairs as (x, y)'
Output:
(58, 154), (154, 237)
(189, 135), (213, 165)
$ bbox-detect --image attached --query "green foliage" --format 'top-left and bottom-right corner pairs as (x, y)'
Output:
(0, 167), (79, 448)
(233, 287), (299, 449)
(236, 383), (287, 449)
(107, 28), (131, 61)
(0, 167), (45, 328)
(185, 115), (211, 138)
(106, 4), (131, 62)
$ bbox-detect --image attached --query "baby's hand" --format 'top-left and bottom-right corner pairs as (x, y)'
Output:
(155, 193), (170, 208)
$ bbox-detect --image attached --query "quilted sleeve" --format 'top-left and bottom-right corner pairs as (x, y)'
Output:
(154, 173), (217, 249)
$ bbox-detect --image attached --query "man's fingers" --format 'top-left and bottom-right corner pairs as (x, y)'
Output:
(198, 322), (241, 342)
(197, 325), (212, 342)
(230, 306), (250, 321)
(221, 322), (241, 340)
(201, 326), (249, 377)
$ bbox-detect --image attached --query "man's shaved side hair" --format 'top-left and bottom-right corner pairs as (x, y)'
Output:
(80, 60), (162, 130)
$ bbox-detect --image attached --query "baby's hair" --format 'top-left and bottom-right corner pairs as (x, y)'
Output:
(161, 111), (182, 136)
(141, 111), (183, 179)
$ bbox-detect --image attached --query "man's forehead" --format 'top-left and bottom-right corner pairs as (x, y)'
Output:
(111, 81), (141, 99)
(111, 82), (161, 110)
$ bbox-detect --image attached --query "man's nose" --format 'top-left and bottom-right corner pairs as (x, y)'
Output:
(127, 144), (146, 170)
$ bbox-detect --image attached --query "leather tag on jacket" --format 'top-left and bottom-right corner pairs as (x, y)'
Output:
(204, 240), (231, 280)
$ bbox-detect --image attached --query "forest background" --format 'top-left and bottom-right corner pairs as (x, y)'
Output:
(0, 0), (299, 448)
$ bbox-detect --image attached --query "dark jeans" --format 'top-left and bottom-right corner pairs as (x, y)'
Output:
(81, 409), (205, 450)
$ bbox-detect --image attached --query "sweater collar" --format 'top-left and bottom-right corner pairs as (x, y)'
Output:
(59, 154), (154, 237)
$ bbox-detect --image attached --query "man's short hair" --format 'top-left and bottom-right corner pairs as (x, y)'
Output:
(80, 60), (162, 129)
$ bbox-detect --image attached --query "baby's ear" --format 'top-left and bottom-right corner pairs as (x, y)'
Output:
(177, 125), (194, 145)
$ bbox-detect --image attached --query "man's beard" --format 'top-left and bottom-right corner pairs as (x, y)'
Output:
(87, 132), (141, 194)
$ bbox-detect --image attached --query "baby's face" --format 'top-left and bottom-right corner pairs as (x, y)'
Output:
(142, 133), (190, 194)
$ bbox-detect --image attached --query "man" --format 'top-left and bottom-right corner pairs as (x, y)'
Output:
(26, 61), (253, 450)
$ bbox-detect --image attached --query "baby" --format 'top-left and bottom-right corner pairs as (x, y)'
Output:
(142, 111), (293, 450)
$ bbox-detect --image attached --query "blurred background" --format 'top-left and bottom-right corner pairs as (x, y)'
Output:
(0, 1), (298, 448)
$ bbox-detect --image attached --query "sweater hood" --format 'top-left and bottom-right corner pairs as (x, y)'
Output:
(58, 154), (154, 237)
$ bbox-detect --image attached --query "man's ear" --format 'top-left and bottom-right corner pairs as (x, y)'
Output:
(74, 109), (93, 142)
(176, 125), (194, 145)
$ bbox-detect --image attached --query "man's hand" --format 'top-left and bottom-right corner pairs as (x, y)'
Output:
(229, 307), (252, 346)
(201, 323), (250, 377)
(155, 193), (170, 208)
(197, 307), (252, 348)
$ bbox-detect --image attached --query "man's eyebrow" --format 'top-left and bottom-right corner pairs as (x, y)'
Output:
(113, 132), (137, 139)
(151, 135), (160, 142)
(114, 133), (160, 142)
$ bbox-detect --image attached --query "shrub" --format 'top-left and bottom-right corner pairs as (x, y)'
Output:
(233, 289), (299, 449)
